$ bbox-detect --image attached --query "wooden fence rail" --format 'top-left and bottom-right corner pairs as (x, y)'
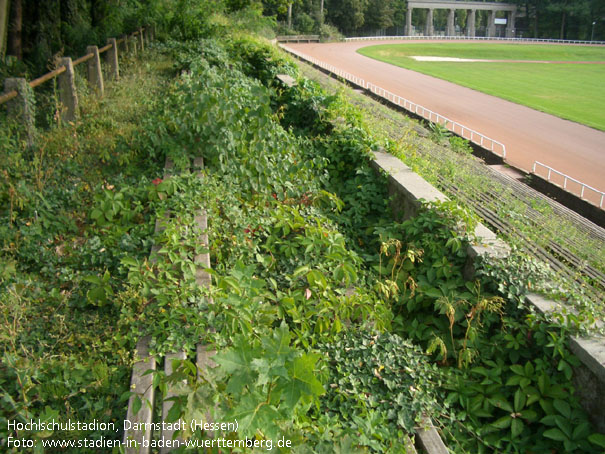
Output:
(1, 26), (153, 141)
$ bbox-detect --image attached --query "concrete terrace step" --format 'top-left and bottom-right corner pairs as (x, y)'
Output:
(124, 155), (214, 453)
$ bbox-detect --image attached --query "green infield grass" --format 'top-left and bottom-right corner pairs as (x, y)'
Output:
(357, 43), (605, 131)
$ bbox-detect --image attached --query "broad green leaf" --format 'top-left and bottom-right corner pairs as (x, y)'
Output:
(510, 365), (525, 376)
(514, 388), (526, 412)
(292, 266), (310, 279)
(132, 395), (142, 415)
(543, 428), (568, 442)
(425, 287), (442, 299)
(521, 410), (538, 421)
(229, 394), (281, 439)
(491, 415), (512, 429)
(166, 401), (182, 423)
(511, 418), (524, 438)
(589, 433), (605, 448)
(262, 323), (292, 359)
(553, 399), (572, 419)
(281, 353), (324, 408)
(572, 421), (590, 441)
(488, 395), (513, 413)
(505, 375), (523, 387)
(214, 346), (256, 394)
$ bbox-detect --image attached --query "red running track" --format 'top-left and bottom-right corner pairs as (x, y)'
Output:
(284, 40), (605, 204)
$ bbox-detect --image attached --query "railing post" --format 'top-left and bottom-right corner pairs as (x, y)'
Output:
(106, 38), (119, 81)
(86, 45), (104, 96)
(3, 77), (36, 146)
(58, 57), (79, 122)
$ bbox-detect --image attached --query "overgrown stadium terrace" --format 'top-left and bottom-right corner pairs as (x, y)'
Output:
(293, 51), (605, 315)
(3, 11), (605, 454)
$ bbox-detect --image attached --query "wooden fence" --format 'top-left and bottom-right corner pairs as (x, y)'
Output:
(1, 26), (153, 144)
(275, 34), (320, 43)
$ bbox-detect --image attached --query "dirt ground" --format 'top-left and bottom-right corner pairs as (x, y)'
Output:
(284, 40), (605, 204)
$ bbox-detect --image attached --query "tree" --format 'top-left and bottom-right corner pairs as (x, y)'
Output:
(547, 0), (590, 39)
(0, 0), (9, 58)
(7, 0), (21, 59)
(363, 0), (394, 31)
(326, 0), (367, 34)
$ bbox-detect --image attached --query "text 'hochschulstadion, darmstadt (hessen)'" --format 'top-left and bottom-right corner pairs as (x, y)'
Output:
(5, 417), (293, 450)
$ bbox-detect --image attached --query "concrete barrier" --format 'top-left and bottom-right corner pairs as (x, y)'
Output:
(370, 150), (510, 281)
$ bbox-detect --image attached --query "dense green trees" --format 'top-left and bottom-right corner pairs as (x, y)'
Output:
(278, 0), (603, 40)
(2, 0), (603, 76)
(512, 0), (604, 39)
(1, 0), (229, 76)
(3, 0), (156, 75)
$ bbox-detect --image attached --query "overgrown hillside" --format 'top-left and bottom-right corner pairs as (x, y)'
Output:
(2, 7), (605, 454)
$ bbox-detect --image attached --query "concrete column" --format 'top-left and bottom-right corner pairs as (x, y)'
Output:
(468, 9), (476, 37)
(487, 10), (496, 38)
(4, 77), (36, 146)
(406, 7), (413, 36)
(425, 8), (434, 36)
(106, 38), (119, 81)
(447, 9), (455, 36)
(58, 57), (79, 122)
(86, 45), (104, 96)
(506, 10), (516, 38)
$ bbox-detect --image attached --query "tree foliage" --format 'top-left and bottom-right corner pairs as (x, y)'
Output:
(5, 0), (603, 76)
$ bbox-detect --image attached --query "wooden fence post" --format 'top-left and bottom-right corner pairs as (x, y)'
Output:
(130, 34), (137, 57)
(120, 34), (128, 53)
(106, 38), (119, 81)
(3, 77), (36, 146)
(58, 57), (78, 122)
(138, 28), (145, 52)
(86, 45), (104, 96)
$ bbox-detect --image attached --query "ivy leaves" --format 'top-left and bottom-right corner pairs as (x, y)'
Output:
(213, 323), (324, 439)
(320, 331), (440, 437)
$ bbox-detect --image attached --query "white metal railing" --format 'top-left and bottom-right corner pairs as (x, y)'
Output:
(344, 35), (605, 45)
(281, 45), (507, 159)
(533, 161), (605, 208)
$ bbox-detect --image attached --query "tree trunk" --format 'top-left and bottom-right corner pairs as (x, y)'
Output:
(0, 0), (10, 58)
(7, 0), (21, 59)
(288, 3), (292, 29)
(560, 11), (566, 39)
